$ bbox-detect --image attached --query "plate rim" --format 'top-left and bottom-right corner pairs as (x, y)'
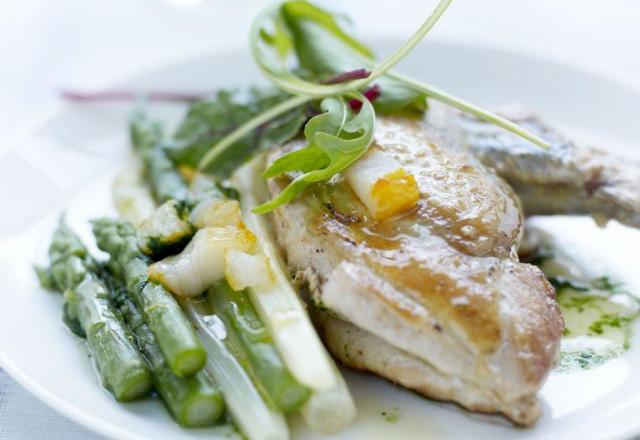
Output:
(2, 39), (640, 440)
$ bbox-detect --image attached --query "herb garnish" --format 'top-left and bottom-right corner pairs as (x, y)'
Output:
(381, 406), (400, 423)
(168, 88), (308, 178)
(557, 348), (621, 373)
(528, 243), (640, 371)
(198, 0), (550, 212)
(255, 92), (375, 213)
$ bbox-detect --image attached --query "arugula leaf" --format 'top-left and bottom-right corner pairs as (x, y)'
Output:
(279, 2), (426, 114)
(251, 0), (548, 148)
(167, 87), (307, 178)
(259, 11), (293, 59)
(280, 1), (372, 59)
(255, 92), (375, 213)
(262, 146), (329, 177)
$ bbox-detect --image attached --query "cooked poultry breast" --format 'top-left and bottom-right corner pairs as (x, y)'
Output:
(266, 117), (563, 426)
(428, 102), (640, 228)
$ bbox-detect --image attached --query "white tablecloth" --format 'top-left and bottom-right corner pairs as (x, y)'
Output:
(1, 0), (639, 438)
(0, 371), (103, 439)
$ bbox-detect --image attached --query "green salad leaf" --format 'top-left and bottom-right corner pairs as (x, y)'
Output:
(279, 2), (426, 114)
(249, 0), (448, 103)
(198, 0), (454, 211)
(279, 1), (373, 59)
(255, 92), (375, 213)
(168, 88), (307, 178)
(247, 0), (549, 148)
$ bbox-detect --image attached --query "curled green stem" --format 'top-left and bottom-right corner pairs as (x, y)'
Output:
(389, 71), (550, 149)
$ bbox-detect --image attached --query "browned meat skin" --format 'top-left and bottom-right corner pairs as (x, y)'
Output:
(267, 117), (563, 426)
(428, 102), (640, 228)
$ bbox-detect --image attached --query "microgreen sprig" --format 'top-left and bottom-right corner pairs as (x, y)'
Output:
(198, 94), (312, 172)
(388, 72), (550, 149)
(198, 0), (550, 213)
(199, 0), (454, 173)
(254, 92), (375, 213)
(249, 0), (454, 98)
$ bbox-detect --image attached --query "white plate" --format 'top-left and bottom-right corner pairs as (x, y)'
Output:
(1, 41), (639, 440)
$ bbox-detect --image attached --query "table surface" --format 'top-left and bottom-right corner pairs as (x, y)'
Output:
(1, 0), (639, 438)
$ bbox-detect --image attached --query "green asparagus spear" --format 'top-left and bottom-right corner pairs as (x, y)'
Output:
(129, 110), (236, 208)
(36, 221), (152, 401)
(129, 111), (194, 256)
(130, 110), (191, 204)
(131, 110), (308, 413)
(129, 112), (198, 256)
(209, 280), (310, 412)
(108, 279), (225, 426)
(91, 217), (206, 377)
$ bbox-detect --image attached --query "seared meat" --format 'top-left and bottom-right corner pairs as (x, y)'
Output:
(429, 102), (640, 227)
(313, 313), (541, 426)
(266, 117), (563, 426)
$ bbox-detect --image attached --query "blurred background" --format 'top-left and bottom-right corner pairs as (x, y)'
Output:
(0, 0), (639, 438)
(1, 0), (640, 141)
